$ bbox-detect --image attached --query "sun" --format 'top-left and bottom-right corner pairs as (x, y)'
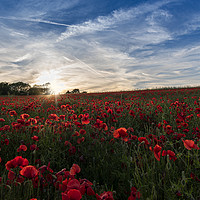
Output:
(35, 70), (64, 94)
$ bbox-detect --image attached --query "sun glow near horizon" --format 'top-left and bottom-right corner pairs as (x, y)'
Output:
(35, 70), (65, 94)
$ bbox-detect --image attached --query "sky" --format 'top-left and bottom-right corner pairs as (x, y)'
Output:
(0, 0), (200, 93)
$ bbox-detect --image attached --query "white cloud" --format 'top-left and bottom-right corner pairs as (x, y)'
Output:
(58, 1), (173, 41)
(14, 54), (32, 62)
(0, 16), (72, 27)
(4, 0), (80, 19)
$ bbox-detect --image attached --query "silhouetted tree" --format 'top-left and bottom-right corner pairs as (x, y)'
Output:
(41, 83), (51, 94)
(71, 89), (80, 94)
(28, 83), (51, 95)
(0, 82), (10, 95)
(28, 87), (41, 95)
(9, 82), (31, 95)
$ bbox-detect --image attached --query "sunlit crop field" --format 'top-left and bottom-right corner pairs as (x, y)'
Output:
(0, 88), (200, 200)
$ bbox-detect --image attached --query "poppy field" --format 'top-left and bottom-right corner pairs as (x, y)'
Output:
(0, 87), (200, 200)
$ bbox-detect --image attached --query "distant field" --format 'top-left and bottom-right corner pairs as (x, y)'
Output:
(0, 87), (200, 199)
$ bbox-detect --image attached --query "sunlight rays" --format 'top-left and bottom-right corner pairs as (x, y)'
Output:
(35, 69), (64, 94)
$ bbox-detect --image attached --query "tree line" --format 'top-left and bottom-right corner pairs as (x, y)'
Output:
(0, 82), (87, 95)
(0, 82), (51, 95)
(66, 89), (87, 94)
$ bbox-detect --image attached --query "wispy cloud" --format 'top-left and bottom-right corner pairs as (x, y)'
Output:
(58, 1), (173, 41)
(0, 16), (72, 27)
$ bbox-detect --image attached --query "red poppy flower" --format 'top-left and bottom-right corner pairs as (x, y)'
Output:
(67, 179), (80, 190)
(129, 110), (135, 117)
(17, 145), (27, 152)
(96, 191), (114, 200)
(113, 128), (128, 139)
(70, 164), (81, 175)
(93, 119), (103, 129)
(162, 150), (167, 156)
(61, 178), (69, 191)
(28, 118), (37, 125)
(107, 108), (113, 114)
(8, 170), (16, 180)
(168, 150), (176, 159)
(79, 129), (86, 135)
(62, 189), (82, 200)
(77, 137), (85, 144)
(72, 131), (80, 137)
(67, 189), (82, 200)
(20, 165), (39, 179)
(153, 145), (162, 161)
(16, 175), (24, 183)
(138, 137), (149, 145)
(162, 150), (177, 161)
(100, 123), (108, 131)
(128, 187), (141, 200)
(4, 139), (9, 145)
(79, 180), (95, 196)
(9, 110), (17, 116)
(17, 119), (25, 124)
(86, 186), (95, 196)
(3, 125), (10, 131)
(65, 141), (72, 147)
(81, 118), (90, 125)
(32, 136), (39, 141)
(15, 156), (29, 166)
(68, 146), (76, 155)
(59, 115), (66, 120)
(6, 156), (29, 170)
(62, 193), (69, 200)
(74, 121), (83, 128)
(182, 139), (200, 150)
(48, 114), (59, 121)
(81, 113), (90, 124)
(20, 113), (30, 120)
(0, 118), (5, 122)
(61, 105), (66, 109)
(195, 107), (200, 113)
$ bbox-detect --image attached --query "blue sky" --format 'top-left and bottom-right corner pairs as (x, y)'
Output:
(0, 0), (200, 92)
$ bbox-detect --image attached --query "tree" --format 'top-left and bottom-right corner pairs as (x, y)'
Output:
(28, 83), (51, 95)
(0, 82), (10, 95)
(9, 82), (31, 95)
(28, 87), (42, 95)
(43, 82), (51, 94)
(71, 89), (80, 94)
(0, 81), (52, 96)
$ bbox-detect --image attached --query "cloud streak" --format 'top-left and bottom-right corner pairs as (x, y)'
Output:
(0, 16), (72, 27)
(58, 1), (173, 41)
